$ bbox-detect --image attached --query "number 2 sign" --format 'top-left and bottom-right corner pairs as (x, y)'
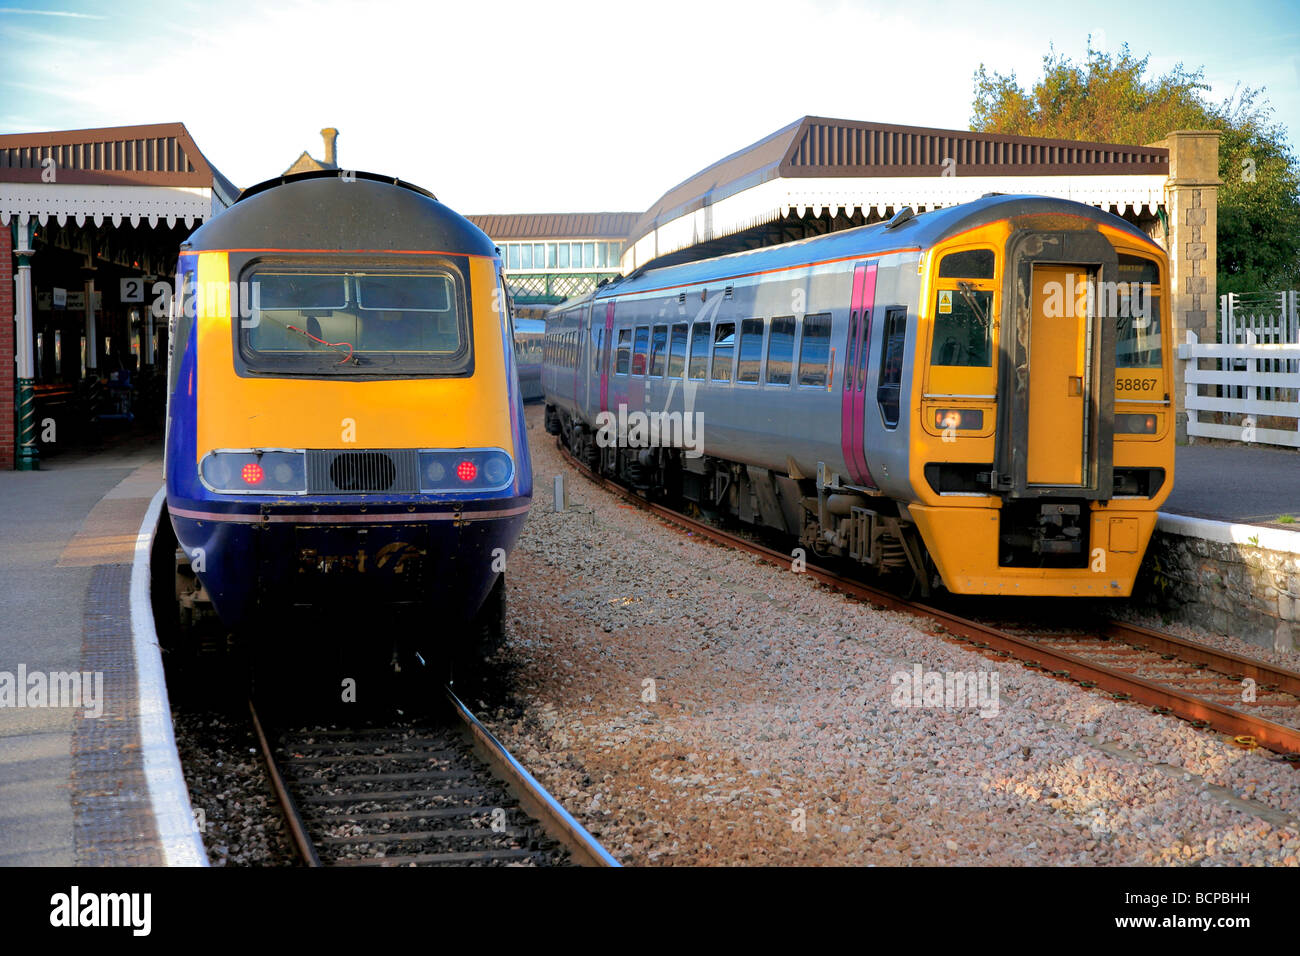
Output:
(120, 277), (144, 303)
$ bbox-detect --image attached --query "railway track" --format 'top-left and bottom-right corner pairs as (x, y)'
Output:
(249, 688), (620, 867)
(556, 439), (1300, 761)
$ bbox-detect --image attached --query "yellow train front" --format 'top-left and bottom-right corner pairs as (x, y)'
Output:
(164, 170), (531, 638)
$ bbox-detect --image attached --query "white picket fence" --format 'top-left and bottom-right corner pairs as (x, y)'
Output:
(1179, 329), (1300, 448)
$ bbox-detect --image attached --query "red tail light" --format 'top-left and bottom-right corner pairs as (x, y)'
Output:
(456, 460), (477, 482)
(242, 462), (264, 485)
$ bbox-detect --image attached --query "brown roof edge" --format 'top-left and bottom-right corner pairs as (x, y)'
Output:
(795, 115), (1171, 156)
(467, 212), (641, 240)
(0, 121), (239, 201)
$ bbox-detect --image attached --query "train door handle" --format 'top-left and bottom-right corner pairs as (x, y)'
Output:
(1068, 376), (1083, 396)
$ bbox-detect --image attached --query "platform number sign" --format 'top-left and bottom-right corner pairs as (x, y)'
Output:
(121, 277), (145, 303)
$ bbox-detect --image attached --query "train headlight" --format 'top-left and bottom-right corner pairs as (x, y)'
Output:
(200, 450), (307, 494)
(1115, 413), (1159, 434)
(418, 449), (513, 493)
(483, 456), (509, 485)
(933, 408), (984, 430)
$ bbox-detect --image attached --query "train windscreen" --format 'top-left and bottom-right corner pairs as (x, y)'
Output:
(239, 268), (471, 375)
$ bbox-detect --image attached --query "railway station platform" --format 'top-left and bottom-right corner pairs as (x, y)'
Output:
(1163, 443), (1300, 528)
(0, 434), (203, 866)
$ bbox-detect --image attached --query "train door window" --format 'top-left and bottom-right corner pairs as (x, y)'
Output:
(688, 321), (710, 380)
(1115, 254), (1162, 368)
(766, 316), (795, 385)
(668, 323), (688, 378)
(797, 313), (832, 387)
(615, 328), (632, 375)
(877, 307), (907, 428)
(736, 318), (764, 383)
(711, 322), (735, 382)
(844, 309), (859, 392)
(649, 325), (668, 377)
(632, 326), (649, 375)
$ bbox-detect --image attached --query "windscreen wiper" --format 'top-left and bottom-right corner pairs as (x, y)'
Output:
(286, 324), (359, 365)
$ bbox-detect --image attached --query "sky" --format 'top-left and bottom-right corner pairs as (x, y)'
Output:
(1, 0), (1297, 215)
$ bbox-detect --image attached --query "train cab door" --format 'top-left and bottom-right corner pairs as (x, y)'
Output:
(839, 261), (878, 487)
(1027, 266), (1091, 487)
(599, 301), (615, 413)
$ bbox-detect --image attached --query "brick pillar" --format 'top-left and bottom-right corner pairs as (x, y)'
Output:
(1152, 130), (1221, 443)
(0, 224), (13, 470)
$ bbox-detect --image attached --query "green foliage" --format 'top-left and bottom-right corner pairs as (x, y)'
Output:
(971, 44), (1300, 292)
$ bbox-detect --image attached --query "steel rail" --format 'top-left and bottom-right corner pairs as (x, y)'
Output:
(447, 685), (621, 867)
(249, 699), (322, 867)
(556, 439), (1300, 758)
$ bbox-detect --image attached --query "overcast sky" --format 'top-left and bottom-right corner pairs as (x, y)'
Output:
(1, 0), (1296, 215)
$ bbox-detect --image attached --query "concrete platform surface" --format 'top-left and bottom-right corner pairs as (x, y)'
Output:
(1165, 443), (1300, 528)
(0, 436), (175, 866)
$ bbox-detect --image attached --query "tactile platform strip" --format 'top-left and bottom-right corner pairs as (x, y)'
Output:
(70, 563), (164, 865)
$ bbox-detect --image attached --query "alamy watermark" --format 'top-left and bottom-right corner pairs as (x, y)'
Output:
(890, 664), (1000, 718)
(1042, 274), (1153, 326)
(595, 403), (704, 459)
(0, 665), (104, 718)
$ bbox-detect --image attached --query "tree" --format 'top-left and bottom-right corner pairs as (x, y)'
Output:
(971, 44), (1300, 293)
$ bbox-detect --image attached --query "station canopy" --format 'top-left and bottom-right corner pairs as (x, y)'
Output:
(622, 116), (1170, 272)
(0, 122), (237, 230)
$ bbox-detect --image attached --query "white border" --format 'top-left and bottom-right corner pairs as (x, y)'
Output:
(1156, 511), (1300, 556)
(131, 485), (208, 866)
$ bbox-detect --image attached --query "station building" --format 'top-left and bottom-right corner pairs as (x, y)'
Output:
(0, 122), (237, 469)
(467, 212), (638, 316)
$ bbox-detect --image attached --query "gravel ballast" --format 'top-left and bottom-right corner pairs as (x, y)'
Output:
(478, 405), (1300, 866)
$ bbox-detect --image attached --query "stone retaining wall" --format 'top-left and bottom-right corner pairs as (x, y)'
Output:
(1135, 524), (1299, 654)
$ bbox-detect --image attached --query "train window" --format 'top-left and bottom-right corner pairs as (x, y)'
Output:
(938, 249), (995, 279)
(1115, 255), (1162, 368)
(711, 322), (735, 382)
(632, 326), (649, 375)
(857, 307), (872, 391)
(737, 318), (763, 383)
(688, 322), (710, 380)
(931, 285), (993, 367)
(877, 307), (907, 428)
(615, 329), (631, 375)
(240, 268), (469, 376)
(844, 311), (859, 392)
(668, 323), (688, 378)
(797, 313), (832, 387)
(766, 316), (795, 385)
(649, 325), (668, 377)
